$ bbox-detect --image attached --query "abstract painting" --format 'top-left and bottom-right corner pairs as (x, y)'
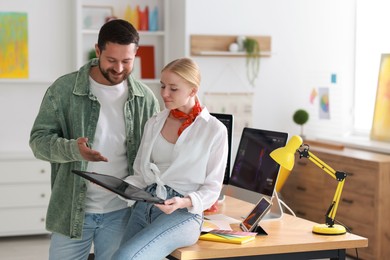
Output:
(0, 12), (28, 78)
(318, 87), (330, 119)
(371, 54), (390, 141)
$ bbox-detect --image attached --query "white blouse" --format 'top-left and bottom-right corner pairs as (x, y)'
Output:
(125, 108), (228, 216)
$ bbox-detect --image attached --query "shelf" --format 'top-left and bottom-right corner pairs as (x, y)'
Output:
(0, 79), (53, 84)
(0, 151), (35, 160)
(76, 0), (168, 72)
(138, 31), (165, 36)
(191, 35), (271, 57)
(192, 51), (272, 57)
(82, 29), (165, 36)
(141, 79), (160, 84)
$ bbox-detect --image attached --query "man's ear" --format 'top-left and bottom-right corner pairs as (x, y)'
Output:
(95, 44), (100, 58)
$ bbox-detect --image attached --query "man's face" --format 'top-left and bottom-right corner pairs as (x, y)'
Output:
(96, 42), (138, 85)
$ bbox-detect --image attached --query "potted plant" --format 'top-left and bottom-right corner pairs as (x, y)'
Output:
(88, 49), (97, 60)
(243, 37), (260, 86)
(293, 109), (309, 138)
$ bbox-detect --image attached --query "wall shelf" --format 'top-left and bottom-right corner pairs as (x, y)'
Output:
(82, 29), (165, 36)
(193, 51), (272, 57)
(190, 35), (271, 57)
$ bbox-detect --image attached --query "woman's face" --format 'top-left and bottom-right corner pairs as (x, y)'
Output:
(160, 70), (196, 112)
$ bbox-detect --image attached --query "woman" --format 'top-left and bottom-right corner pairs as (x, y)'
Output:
(113, 58), (228, 260)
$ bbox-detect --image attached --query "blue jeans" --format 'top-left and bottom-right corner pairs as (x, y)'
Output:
(112, 185), (203, 260)
(49, 207), (131, 260)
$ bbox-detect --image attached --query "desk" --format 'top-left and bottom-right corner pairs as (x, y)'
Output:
(168, 196), (368, 260)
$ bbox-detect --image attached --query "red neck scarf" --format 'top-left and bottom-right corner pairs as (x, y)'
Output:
(170, 99), (202, 136)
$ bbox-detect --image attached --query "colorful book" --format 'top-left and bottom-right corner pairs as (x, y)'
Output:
(136, 46), (155, 79)
(209, 230), (258, 237)
(199, 233), (256, 244)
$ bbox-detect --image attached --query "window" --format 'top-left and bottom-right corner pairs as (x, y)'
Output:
(354, 1), (390, 134)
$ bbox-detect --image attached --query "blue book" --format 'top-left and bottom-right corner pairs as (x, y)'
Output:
(149, 6), (158, 31)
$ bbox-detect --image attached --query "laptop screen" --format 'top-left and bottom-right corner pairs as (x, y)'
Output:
(210, 113), (233, 185)
(72, 170), (165, 204)
(228, 127), (288, 197)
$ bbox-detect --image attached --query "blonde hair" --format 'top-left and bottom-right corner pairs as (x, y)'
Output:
(162, 58), (201, 89)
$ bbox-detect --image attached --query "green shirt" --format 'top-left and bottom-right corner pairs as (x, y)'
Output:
(29, 59), (160, 239)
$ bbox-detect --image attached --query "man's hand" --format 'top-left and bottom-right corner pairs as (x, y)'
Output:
(77, 137), (108, 162)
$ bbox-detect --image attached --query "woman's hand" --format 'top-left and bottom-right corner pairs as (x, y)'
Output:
(155, 196), (192, 214)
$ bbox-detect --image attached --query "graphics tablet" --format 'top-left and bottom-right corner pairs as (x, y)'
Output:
(240, 197), (272, 232)
(72, 170), (165, 204)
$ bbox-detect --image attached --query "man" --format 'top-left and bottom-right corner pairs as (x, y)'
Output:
(29, 19), (160, 260)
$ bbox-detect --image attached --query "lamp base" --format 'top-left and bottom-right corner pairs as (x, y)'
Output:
(312, 224), (346, 235)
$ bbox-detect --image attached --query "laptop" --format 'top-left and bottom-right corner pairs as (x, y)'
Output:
(210, 113), (233, 200)
(72, 170), (165, 204)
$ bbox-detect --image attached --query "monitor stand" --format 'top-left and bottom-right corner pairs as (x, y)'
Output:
(218, 190), (226, 202)
(262, 191), (283, 221)
(221, 185), (284, 220)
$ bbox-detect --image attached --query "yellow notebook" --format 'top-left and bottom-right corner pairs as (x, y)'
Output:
(199, 233), (255, 244)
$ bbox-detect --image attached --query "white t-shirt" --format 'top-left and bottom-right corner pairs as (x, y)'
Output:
(151, 133), (174, 173)
(85, 77), (129, 213)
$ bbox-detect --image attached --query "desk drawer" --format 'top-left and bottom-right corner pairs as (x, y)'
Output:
(287, 203), (326, 223)
(0, 183), (51, 208)
(337, 191), (375, 224)
(0, 160), (50, 183)
(315, 152), (377, 197)
(0, 207), (48, 236)
(344, 221), (375, 259)
(281, 188), (324, 212)
(281, 174), (330, 211)
(292, 161), (325, 183)
(342, 168), (376, 197)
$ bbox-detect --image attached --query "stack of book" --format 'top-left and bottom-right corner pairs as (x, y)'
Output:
(199, 230), (257, 244)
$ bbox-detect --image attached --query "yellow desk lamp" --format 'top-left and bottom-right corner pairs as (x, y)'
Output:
(270, 135), (347, 235)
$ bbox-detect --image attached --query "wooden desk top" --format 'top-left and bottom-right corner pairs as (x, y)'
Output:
(170, 196), (368, 260)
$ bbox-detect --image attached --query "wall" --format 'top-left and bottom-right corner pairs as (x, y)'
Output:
(184, 0), (356, 140)
(0, 0), (356, 153)
(0, 0), (76, 153)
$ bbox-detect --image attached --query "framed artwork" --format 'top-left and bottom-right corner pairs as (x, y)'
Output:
(371, 54), (390, 141)
(0, 12), (28, 78)
(82, 5), (113, 30)
(318, 87), (330, 119)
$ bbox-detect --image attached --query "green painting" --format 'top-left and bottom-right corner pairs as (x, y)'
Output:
(0, 12), (28, 78)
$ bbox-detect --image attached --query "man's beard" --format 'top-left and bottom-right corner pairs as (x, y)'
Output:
(98, 62), (130, 85)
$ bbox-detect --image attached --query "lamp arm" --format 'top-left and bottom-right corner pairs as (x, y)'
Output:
(325, 180), (345, 227)
(298, 146), (337, 179)
(297, 145), (347, 227)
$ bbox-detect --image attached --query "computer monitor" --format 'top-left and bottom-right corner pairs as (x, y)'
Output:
(224, 127), (288, 220)
(210, 113), (233, 185)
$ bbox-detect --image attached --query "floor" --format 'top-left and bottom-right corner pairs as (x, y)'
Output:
(0, 234), (358, 260)
(0, 234), (50, 260)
